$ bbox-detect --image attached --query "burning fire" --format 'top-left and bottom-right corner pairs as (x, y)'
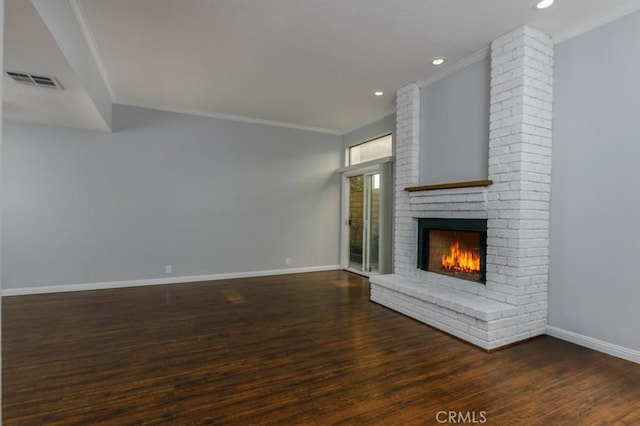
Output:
(441, 241), (480, 273)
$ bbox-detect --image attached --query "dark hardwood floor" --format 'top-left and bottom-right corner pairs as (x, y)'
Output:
(3, 270), (639, 425)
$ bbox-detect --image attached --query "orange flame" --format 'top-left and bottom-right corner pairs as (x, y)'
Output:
(441, 241), (480, 273)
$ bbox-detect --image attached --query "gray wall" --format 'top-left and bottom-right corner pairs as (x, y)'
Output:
(342, 113), (395, 166)
(549, 11), (640, 351)
(420, 57), (490, 183)
(2, 104), (342, 289)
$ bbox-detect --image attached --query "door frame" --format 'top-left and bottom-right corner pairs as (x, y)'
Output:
(362, 171), (381, 275)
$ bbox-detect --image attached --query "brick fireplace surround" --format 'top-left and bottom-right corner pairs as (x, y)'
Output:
(370, 26), (554, 350)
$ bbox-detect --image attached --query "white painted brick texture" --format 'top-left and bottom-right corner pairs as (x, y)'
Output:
(374, 26), (553, 350)
(394, 84), (420, 275)
(486, 25), (553, 339)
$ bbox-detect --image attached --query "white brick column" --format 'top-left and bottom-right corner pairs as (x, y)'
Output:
(394, 84), (420, 275)
(486, 26), (553, 339)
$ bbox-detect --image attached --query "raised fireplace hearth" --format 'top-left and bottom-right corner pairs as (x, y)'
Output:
(418, 218), (487, 284)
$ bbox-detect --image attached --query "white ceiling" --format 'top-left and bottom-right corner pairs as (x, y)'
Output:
(3, 0), (111, 131)
(4, 0), (640, 133)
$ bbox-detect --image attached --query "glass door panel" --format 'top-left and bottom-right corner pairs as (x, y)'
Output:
(346, 173), (380, 274)
(348, 175), (364, 271)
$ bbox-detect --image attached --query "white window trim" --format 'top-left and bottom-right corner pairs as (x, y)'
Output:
(336, 156), (394, 175)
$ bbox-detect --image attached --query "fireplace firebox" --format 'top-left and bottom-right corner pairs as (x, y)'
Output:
(418, 218), (487, 283)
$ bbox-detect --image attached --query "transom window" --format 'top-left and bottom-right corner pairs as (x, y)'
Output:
(348, 134), (392, 166)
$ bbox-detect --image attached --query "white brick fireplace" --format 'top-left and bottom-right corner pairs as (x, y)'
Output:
(371, 26), (554, 350)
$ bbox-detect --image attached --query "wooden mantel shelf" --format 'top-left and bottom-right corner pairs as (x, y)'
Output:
(405, 179), (493, 192)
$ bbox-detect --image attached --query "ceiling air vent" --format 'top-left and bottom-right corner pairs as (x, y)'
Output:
(6, 71), (64, 90)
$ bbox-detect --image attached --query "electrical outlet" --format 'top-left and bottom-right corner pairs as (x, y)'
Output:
(285, 257), (292, 265)
(165, 264), (172, 274)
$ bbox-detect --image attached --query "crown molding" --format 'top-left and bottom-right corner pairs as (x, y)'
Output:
(116, 101), (344, 135)
(343, 109), (396, 136)
(553, 1), (640, 44)
(418, 46), (490, 89)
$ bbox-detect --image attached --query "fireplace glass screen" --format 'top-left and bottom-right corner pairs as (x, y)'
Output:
(428, 230), (481, 282)
(418, 219), (487, 283)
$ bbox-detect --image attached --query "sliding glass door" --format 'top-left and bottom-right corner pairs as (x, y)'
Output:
(340, 134), (393, 276)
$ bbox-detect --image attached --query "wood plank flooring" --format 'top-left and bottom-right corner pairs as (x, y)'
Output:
(3, 270), (639, 425)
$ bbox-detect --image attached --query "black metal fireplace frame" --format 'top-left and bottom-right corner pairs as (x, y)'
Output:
(417, 218), (488, 284)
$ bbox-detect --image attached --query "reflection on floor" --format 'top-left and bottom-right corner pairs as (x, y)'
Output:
(348, 261), (379, 275)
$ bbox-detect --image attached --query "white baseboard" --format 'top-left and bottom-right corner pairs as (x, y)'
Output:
(546, 326), (640, 364)
(1, 265), (342, 297)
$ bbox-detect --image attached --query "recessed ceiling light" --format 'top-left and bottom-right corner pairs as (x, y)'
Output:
(535, 0), (554, 9)
(431, 57), (445, 66)
(374, 91), (384, 96)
